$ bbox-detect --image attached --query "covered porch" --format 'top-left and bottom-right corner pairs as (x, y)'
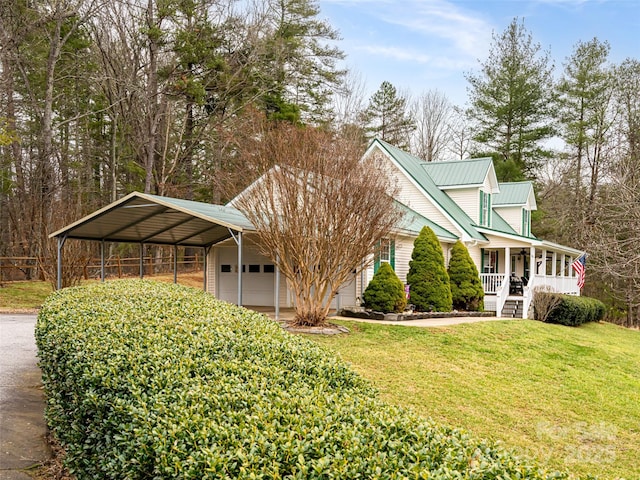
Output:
(479, 243), (583, 318)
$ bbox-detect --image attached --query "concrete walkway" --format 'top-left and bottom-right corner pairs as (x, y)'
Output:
(0, 314), (50, 479)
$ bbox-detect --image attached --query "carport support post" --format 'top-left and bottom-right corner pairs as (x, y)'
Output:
(100, 240), (105, 282)
(203, 246), (210, 292)
(237, 231), (243, 306)
(56, 235), (67, 290)
(139, 243), (144, 279)
(173, 245), (178, 284)
(275, 255), (280, 320)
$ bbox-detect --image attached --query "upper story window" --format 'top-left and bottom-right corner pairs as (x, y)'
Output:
(479, 191), (491, 227)
(522, 208), (531, 237)
(374, 238), (395, 273)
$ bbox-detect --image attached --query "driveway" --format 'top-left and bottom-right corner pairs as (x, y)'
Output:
(0, 314), (50, 479)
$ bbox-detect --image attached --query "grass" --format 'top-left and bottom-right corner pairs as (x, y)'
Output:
(0, 272), (204, 312)
(310, 319), (640, 479)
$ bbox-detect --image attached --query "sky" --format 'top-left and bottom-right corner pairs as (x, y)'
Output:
(318, 0), (640, 106)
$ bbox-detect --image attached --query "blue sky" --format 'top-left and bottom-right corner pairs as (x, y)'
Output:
(318, 0), (640, 106)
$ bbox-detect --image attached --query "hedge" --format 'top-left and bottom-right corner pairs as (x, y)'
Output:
(543, 293), (607, 326)
(36, 280), (571, 479)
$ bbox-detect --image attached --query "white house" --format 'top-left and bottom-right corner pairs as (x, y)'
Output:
(207, 138), (584, 318)
(50, 138), (584, 318)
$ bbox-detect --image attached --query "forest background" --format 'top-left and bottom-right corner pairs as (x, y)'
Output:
(1, 0), (639, 326)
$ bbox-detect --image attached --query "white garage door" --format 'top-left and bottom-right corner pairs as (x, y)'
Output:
(217, 247), (276, 306)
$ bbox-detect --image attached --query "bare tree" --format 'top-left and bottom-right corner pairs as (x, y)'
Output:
(412, 89), (452, 162)
(235, 121), (402, 326)
(447, 106), (473, 160)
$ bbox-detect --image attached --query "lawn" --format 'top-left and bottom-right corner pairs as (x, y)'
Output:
(310, 319), (640, 480)
(0, 272), (204, 312)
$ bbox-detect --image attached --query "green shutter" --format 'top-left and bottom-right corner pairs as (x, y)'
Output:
(480, 248), (485, 272)
(374, 240), (380, 274)
(390, 238), (396, 270)
(487, 193), (491, 227)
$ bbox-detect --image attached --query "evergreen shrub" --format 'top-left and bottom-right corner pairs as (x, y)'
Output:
(36, 280), (570, 479)
(538, 292), (606, 326)
(448, 240), (484, 311)
(407, 226), (452, 312)
(363, 262), (407, 313)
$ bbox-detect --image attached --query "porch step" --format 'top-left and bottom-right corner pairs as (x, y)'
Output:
(501, 299), (524, 318)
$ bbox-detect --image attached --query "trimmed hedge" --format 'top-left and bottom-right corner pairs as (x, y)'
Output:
(537, 292), (607, 326)
(37, 280), (570, 479)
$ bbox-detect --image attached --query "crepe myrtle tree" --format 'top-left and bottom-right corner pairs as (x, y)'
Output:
(236, 121), (402, 327)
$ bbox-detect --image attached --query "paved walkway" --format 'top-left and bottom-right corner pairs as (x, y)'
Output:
(0, 314), (50, 480)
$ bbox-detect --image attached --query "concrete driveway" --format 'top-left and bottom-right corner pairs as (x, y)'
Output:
(0, 314), (50, 479)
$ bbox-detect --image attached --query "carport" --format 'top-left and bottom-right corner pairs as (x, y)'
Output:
(49, 192), (265, 308)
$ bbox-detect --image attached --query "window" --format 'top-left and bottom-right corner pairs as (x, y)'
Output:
(248, 264), (260, 273)
(380, 238), (391, 263)
(220, 264), (232, 273)
(374, 238), (395, 273)
(479, 191), (491, 227)
(263, 264), (275, 273)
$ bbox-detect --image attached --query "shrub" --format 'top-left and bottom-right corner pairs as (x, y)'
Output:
(448, 240), (484, 311)
(407, 226), (452, 312)
(532, 286), (563, 322)
(363, 262), (407, 313)
(36, 280), (570, 479)
(539, 293), (607, 326)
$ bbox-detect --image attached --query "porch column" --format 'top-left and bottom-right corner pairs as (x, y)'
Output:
(529, 247), (535, 279)
(505, 246), (511, 277)
(560, 254), (566, 277)
(551, 251), (557, 276)
(541, 250), (547, 275)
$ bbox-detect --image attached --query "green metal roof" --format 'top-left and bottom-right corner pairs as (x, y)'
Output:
(395, 201), (458, 240)
(489, 211), (518, 235)
(493, 182), (535, 207)
(371, 139), (486, 242)
(50, 192), (255, 247)
(421, 158), (493, 187)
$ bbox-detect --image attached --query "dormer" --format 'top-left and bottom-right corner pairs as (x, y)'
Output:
(492, 182), (537, 237)
(421, 158), (500, 228)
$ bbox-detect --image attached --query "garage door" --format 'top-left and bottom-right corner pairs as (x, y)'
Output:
(217, 247), (276, 306)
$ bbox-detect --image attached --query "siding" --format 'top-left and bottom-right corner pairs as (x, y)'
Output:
(494, 206), (523, 235)
(379, 152), (462, 236)
(445, 188), (480, 225)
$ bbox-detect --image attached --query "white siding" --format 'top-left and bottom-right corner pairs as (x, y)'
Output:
(375, 150), (461, 236)
(445, 188), (480, 225)
(494, 206), (523, 235)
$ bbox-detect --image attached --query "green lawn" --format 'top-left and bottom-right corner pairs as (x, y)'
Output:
(0, 281), (53, 311)
(310, 319), (640, 480)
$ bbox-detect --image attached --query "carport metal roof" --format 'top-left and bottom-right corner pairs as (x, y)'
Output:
(49, 191), (255, 247)
(49, 192), (256, 301)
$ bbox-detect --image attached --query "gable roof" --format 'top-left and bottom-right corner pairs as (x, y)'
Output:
(369, 139), (487, 242)
(421, 157), (495, 189)
(493, 182), (537, 209)
(49, 191), (255, 247)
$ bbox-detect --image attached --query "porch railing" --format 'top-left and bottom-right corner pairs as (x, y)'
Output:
(532, 275), (580, 296)
(480, 273), (505, 294)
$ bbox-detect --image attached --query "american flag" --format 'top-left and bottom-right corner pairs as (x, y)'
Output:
(571, 253), (587, 290)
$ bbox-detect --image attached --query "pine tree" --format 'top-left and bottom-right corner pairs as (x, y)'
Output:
(361, 81), (414, 150)
(363, 262), (407, 313)
(465, 18), (555, 179)
(448, 240), (484, 311)
(407, 226), (452, 312)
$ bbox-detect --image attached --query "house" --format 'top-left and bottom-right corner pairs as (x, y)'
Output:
(50, 138), (584, 319)
(208, 138), (584, 318)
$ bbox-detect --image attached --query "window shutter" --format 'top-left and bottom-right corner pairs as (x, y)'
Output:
(487, 193), (491, 227)
(374, 240), (380, 274)
(481, 248), (485, 272)
(390, 239), (396, 270)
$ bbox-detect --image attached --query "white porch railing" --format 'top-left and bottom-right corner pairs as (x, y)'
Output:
(480, 273), (505, 294)
(532, 275), (580, 296)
